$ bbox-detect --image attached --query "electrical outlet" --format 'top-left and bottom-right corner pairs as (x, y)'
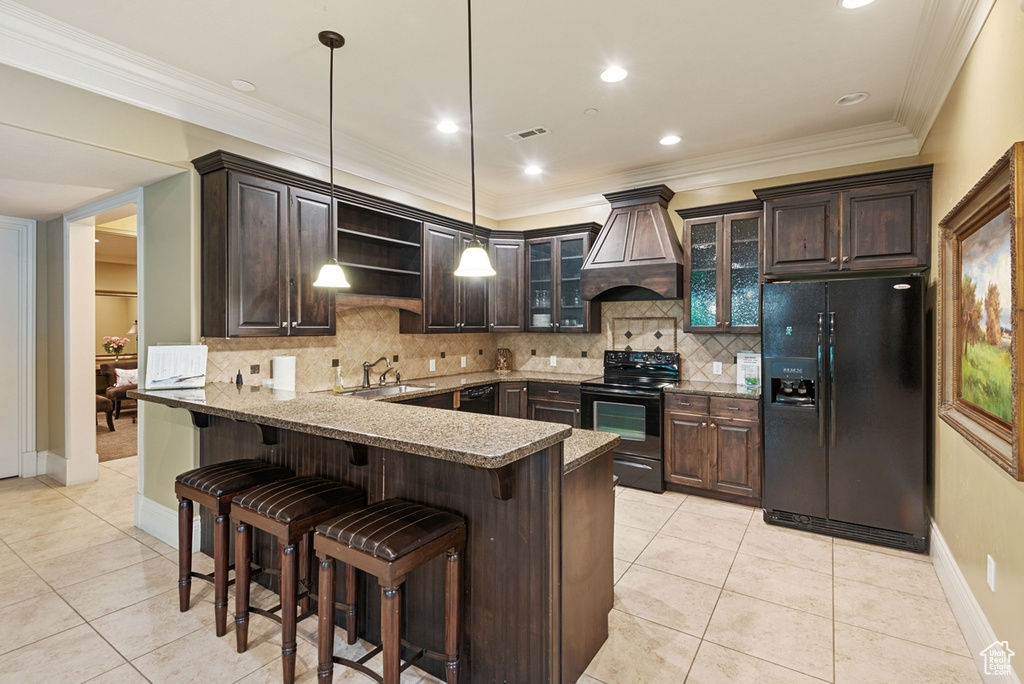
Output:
(712, 361), (723, 375)
(250, 364), (260, 375)
(550, 355), (557, 367)
(429, 359), (436, 372)
(460, 356), (466, 368)
(987, 554), (996, 591)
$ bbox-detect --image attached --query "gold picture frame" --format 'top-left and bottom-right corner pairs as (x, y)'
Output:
(938, 141), (1024, 481)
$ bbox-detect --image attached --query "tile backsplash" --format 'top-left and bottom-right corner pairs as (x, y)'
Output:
(204, 299), (760, 390)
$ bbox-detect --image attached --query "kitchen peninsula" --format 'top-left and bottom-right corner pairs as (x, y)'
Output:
(131, 382), (618, 683)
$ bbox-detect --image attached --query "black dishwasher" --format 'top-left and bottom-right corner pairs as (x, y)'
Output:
(459, 384), (496, 414)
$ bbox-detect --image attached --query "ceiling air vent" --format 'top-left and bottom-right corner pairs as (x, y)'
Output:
(505, 126), (551, 142)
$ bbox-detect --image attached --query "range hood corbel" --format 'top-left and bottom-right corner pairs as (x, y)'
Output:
(580, 184), (685, 301)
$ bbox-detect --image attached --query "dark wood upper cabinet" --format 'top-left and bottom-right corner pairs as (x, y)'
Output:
(400, 224), (488, 333)
(487, 238), (525, 332)
(334, 203), (422, 306)
(678, 200), (762, 334)
(525, 227), (600, 334)
(756, 165), (932, 277)
(198, 162), (335, 338)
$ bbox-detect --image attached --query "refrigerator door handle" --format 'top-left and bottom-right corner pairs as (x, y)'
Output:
(829, 312), (837, 448)
(817, 312), (825, 447)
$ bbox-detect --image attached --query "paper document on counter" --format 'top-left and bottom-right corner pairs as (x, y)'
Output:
(145, 345), (208, 389)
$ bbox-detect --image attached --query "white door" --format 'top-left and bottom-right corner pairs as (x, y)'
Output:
(0, 216), (34, 478)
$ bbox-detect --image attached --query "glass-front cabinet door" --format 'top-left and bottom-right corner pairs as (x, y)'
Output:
(527, 240), (554, 332)
(685, 218), (721, 331)
(725, 211), (761, 332)
(556, 235), (586, 332)
(682, 206), (762, 333)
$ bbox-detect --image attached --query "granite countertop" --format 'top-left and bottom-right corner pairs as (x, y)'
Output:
(664, 380), (762, 399)
(562, 429), (619, 475)
(131, 383), (573, 469)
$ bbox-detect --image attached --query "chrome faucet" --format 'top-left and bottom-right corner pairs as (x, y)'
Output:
(362, 357), (390, 388)
(379, 366), (401, 386)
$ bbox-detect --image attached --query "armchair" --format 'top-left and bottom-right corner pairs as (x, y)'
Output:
(99, 361), (138, 419)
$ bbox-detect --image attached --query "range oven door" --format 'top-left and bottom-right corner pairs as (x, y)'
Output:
(581, 388), (665, 492)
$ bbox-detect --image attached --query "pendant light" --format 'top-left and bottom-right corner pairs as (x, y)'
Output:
(313, 30), (352, 289)
(454, 0), (496, 277)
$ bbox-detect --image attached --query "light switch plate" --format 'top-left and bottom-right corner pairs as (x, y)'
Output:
(713, 361), (723, 375)
(460, 356), (466, 368)
(550, 355), (557, 366)
(987, 554), (996, 591)
(429, 359), (436, 372)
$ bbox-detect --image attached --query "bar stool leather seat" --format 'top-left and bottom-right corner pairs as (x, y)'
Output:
(174, 459), (294, 636)
(315, 500), (466, 684)
(233, 476), (365, 684)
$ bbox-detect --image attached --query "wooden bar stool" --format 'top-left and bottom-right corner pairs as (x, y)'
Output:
(175, 459), (294, 636)
(314, 500), (467, 684)
(232, 476), (365, 684)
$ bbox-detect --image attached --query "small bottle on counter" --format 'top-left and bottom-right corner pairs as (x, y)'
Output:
(332, 367), (344, 394)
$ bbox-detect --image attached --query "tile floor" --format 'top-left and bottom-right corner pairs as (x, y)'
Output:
(0, 459), (983, 683)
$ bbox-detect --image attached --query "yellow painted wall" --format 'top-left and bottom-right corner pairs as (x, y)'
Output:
(139, 171), (201, 509)
(918, 0), (1024, 656)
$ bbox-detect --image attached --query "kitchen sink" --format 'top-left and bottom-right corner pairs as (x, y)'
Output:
(340, 384), (428, 399)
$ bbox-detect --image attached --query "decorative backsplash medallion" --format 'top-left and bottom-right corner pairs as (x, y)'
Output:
(612, 317), (677, 352)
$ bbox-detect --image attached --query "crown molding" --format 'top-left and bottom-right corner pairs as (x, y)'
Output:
(0, 0), (499, 217)
(893, 0), (996, 140)
(0, 0), (985, 223)
(494, 121), (921, 220)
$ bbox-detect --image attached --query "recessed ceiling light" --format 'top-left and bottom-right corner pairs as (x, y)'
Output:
(838, 0), (876, 7)
(600, 66), (628, 83)
(835, 91), (870, 106)
(660, 135), (682, 146)
(524, 165), (542, 175)
(231, 79), (256, 92)
(437, 120), (459, 133)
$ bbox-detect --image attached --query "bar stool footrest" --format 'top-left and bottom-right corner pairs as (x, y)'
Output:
(331, 645), (385, 683)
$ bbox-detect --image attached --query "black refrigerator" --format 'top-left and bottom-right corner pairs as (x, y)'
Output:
(761, 274), (928, 552)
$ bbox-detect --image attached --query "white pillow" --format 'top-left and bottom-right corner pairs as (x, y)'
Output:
(114, 368), (138, 387)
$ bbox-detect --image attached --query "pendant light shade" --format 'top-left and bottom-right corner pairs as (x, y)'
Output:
(454, 238), (495, 276)
(313, 30), (350, 289)
(454, 0), (495, 278)
(313, 258), (351, 288)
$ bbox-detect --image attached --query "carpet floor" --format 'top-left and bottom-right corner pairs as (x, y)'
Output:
(96, 413), (138, 462)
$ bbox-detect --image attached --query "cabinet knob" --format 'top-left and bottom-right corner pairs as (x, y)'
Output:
(710, 423), (717, 429)
(291, 322), (297, 328)
(830, 257), (838, 263)
(490, 323), (494, 328)
(726, 406), (740, 411)
(281, 321), (288, 328)
(842, 256), (850, 262)
(550, 323), (555, 329)
(575, 408), (580, 414)
(701, 422), (707, 428)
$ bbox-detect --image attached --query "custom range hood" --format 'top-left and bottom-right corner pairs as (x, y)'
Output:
(580, 184), (685, 301)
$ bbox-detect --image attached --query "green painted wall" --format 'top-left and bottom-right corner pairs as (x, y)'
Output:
(139, 171), (200, 509)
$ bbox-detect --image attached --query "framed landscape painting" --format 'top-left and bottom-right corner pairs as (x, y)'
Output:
(938, 141), (1024, 481)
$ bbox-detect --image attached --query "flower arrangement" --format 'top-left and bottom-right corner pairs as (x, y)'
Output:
(102, 336), (130, 360)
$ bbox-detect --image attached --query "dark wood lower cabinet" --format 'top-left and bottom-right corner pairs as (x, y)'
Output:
(528, 382), (581, 428)
(498, 381), (528, 418)
(664, 393), (762, 506)
(397, 391), (454, 409)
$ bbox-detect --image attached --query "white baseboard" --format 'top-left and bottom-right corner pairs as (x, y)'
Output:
(35, 450), (47, 476)
(931, 522), (1021, 683)
(136, 492), (199, 552)
(46, 451), (67, 485)
(20, 450), (39, 477)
